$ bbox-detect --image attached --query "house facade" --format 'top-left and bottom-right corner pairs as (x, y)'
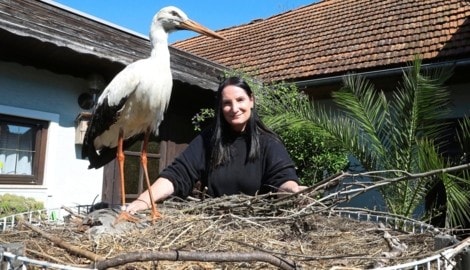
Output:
(0, 0), (225, 209)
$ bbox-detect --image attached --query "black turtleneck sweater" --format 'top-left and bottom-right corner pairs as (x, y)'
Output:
(159, 129), (299, 198)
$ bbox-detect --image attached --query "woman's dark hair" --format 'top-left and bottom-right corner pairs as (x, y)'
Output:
(209, 76), (278, 169)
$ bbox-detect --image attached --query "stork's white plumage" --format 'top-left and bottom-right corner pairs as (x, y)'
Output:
(82, 6), (224, 223)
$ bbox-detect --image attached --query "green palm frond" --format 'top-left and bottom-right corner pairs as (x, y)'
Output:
(444, 173), (470, 228)
(456, 116), (470, 159)
(413, 135), (470, 229)
(336, 74), (389, 132)
(333, 74), (389, 164)
(313, 107), (375, 168)
(391, 58), (453, 171)
(447, 116), (470, 228)
(311, 57), (468, 228)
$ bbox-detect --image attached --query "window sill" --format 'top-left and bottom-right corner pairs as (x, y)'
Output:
(0, 185), (47, 190)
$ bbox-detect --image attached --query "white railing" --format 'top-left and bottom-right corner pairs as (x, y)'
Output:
(332, 207), (440, 234)
(0, 251), (94, 270)
(0, 205), (91, 232)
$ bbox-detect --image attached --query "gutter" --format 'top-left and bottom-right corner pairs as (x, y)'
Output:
(295, 58), (470, 88)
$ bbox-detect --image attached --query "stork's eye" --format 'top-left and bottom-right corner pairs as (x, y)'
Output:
(171, 11), (179, 17)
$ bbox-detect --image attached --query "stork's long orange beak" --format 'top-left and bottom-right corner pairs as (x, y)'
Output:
(180, 19), (225, 40)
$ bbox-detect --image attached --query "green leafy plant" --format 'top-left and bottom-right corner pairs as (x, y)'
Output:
(314, 58), (469, 228)
(191, 108), (215, 132)
(0, 193), (44, 217)
(276, 124), (348, 185)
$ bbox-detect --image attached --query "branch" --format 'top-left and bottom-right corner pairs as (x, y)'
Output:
(316, 162), (470, 206)
(93, 250), (298, 270)
(350, 162), (470, 182)
(61, 206), (85, 220)
(19, 221), (104, 262)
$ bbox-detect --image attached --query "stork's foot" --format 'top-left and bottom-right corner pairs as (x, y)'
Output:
(114, 211), (140, 225)
(149, 210), (163, 223)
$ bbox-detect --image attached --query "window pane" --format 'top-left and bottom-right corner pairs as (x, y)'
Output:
(126, 139), (142, 152)
(124, 156), (159, 196)
(122, 136), (160, 200)
(147, 140), (160, 154)
(0, 123), (35, 175)
(124, 155), (141, 194)
(147, 157), (159, 184)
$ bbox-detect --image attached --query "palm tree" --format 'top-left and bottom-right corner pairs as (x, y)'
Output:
(264, 57), (470, 228)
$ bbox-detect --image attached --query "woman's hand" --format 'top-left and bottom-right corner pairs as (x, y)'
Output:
(124, 177), (175, 214)
(279, 180), (306, 193)
(125, 199), (150, 215)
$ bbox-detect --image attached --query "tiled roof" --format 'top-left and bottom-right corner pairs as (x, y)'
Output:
(173, 0), (470, 82)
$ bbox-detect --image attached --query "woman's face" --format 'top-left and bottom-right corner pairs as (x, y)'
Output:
(221, 85), (254, 132)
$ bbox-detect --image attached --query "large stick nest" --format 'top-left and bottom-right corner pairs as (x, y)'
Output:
(2, 192), (445, 270)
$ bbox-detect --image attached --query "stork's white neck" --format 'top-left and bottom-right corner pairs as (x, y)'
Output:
(149, 26), (170, 59)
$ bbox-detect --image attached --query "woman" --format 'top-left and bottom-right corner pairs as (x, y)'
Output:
(126, 77), (301, 214)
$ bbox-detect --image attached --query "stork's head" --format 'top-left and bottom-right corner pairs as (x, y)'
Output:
(152, 6), (224, 40)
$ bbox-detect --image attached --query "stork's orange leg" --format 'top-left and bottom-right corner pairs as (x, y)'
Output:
(117, 128), (126, 208)
(141, 129), (162, 222)
(115, 128), (139, 224)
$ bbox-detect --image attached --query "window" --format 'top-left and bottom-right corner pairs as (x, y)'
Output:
(0, 114), (48, 185)
(123, 135), (160, 202)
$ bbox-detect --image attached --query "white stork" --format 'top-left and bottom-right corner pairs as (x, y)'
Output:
(82, 6), (224, 223)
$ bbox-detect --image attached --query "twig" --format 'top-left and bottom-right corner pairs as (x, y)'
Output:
(164, 224), (194, 248)
(61, 206), (85, 219)
(25, 248), (71, 266)
(228, 214), (267, 228)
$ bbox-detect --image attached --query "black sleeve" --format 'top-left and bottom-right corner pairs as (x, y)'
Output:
(262, 135), (299, 191)
(159, 134), (207, 198)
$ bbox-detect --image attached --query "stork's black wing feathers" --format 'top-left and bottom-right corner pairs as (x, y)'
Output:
(83, 135), (142, 169)
(82, 96), (128, 169)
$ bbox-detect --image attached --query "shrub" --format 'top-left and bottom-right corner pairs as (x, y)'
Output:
(276, 124), (348, 186)
(0, 193), (44, 217)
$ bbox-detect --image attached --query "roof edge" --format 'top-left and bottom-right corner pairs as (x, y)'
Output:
(295, 58), (470, 88)
(40, 0), (148, 40)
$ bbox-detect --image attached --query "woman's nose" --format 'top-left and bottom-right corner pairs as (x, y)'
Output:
(231, 104), (239, 113)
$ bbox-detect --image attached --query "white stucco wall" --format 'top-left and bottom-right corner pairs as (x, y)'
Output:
(0, 61), (103, 210)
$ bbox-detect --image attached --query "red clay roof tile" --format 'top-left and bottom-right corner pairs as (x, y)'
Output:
(173, 0), (470, 82)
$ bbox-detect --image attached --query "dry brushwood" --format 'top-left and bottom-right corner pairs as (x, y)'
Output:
(5, 199), (445, 269)
(3, 163), (469, 269)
